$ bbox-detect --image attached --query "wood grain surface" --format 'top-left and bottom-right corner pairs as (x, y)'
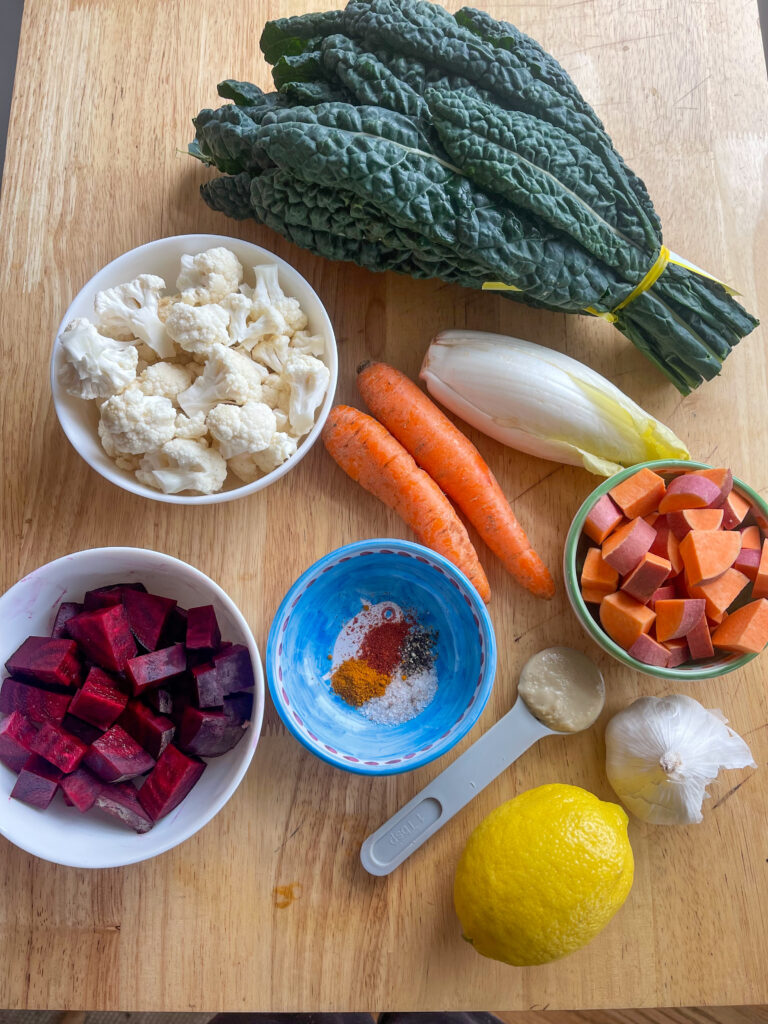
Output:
(0, 0), (766, 1012)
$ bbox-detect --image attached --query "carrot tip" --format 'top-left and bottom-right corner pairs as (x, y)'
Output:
(357, 360), (374, 375)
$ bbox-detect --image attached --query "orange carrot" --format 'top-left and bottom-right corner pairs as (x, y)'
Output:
(356, 362), (554, 599)
(322, 405), (491, 602)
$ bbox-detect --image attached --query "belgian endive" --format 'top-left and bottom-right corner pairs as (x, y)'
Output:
(420, 331), (689, 477)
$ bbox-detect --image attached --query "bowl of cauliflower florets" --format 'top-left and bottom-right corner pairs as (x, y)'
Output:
(50, 234), (337, 503)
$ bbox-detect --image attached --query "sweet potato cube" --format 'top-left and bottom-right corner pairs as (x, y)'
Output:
(679, 529), (741, 586)
(689, 568), (749, 624)
(750, 541), (768, 600)
(599, 592), (655, 651)
(628, 633), (670, 668)
(711, 599), (768, 653)
(667, 508), (723, 540)
(10, 754), (62, 808)
(84, 724), (155, 782)
(94, 781), (154, 833)
(686, 615), (715, 660)
(581, 547), (619, 595)
(655, 599), (706, 642)
(733, 546), (761, 582)
(118, 700), (175, 760)
(650, 519), (683, 576)
(602, 518), (656, 576)
(5, 637), (81, 687)
(186, 606), (221, 651)
(658, 474), (723, 513)
(59, 766), (103, 812)
(29, 721), (87, 773)
(609, 468), (666, 519)
(582, 587), (608, 604)
(123, 589), (176, 652)
(663, 639), (690, 667)
(584, 494), (623, 544)
(741, 525), (762, 549)
(689, 467), (733, 508)
(50, 602), (84, 639)
(213, 644), (254, 695)
(0, 676), (72, 725)
(177, 706), (248, 757)
(621, 552), (671, 604)
(126, 643), (187, 696)
(649, 585), (677, 609)
(66, 604), (136, 673)
(0, 711), (37, 772)
(68, 666), (128, 730)
(138, 744), (205, 822)
(722, 490), (750, 530)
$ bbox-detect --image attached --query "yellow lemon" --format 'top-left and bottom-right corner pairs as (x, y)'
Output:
(454, 783), (633, 966)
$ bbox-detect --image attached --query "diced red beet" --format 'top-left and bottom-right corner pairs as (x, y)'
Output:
(144, 687), (173, 715)
(29, 721), (87, 773)
(62, 789), (74, 807)
(177, 706), (247, 757)
(687, 615), (715, 660)
(223, 691), (253, 724)
(5, 636), (81, 687)
(10, 754), (62, 809)
(66, 605), (136, 673)
(94, 781), (154, 833)
(186, 605), (221, 651)
(0, 711), (37, 772)
(83, 582), (147, 611)
(190, 662), (222, 708)
(68, 666), (128, 729)
(126, 643), (187, 695)
(118, 700), (175, 759)
(123, 590), (176, 652)
(214, 644), (254, 695)
(161, 606), (188, 646)
(62, 714), (102, 746)
(0, 676), (72, 724)
(138, 744), (205, 821)
(84, 724), (155, 782)
(51, 602), (84, 639)
(59, 766), (103, 812)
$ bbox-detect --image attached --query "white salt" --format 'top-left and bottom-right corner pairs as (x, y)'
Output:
(360, 665), (438, 725)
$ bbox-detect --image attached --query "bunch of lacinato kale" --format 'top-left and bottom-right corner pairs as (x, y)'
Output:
(189, 0), (757, 394)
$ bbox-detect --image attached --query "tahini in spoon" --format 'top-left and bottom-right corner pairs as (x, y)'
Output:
(360, 646), (605, 876)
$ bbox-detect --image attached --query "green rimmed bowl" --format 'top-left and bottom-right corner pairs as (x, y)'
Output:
(564, 459), (768, 680)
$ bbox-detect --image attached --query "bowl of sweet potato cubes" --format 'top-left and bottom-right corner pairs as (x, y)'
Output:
(564, 460), (768, 679)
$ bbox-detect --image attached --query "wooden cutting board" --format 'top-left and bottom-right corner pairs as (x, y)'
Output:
(0, 0), (766, 1011)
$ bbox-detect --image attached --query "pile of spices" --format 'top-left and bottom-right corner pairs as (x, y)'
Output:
(331, 659), (389, 706)
(329, 600), (440, 724)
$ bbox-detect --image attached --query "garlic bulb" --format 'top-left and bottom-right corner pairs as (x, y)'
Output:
(605, 695), (755, 825)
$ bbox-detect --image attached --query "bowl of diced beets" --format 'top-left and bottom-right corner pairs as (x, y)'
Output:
(0, 547), (263, 867)
(564, 460), (768, 679)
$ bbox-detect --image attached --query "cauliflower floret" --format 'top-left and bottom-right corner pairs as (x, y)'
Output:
(290, 329), (325, 358)
(177, 344), (267, 418)
(58, 318), (138, 399)
(136, 361), (193, 405)
(241, 264), (308, 335)
(228, 432), (299, 482)
(206, 401), (277, 459)
(174, 411), (208, 440)
(283, 353), (331, 436)
(164, 301), (230, 358)
(273, 408), (289, 432)
(250, 334), (291, 374)
(136, 438), (227, 495)
(135, 342), (161, 366)
(94, 274), (175, 358)
(157, 293), (181, 323)
(176, 247), (243, 305)
(221, 291), (288, 351)
(114, 453), (142, 472)
(98, 386), (177, 455)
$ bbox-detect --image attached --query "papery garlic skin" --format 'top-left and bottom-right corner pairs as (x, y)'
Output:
(605, 695), (755, 825)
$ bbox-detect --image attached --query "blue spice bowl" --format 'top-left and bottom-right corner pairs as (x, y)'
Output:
(266, 540), (497, 776)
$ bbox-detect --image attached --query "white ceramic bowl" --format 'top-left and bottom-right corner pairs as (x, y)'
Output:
(50, 234), (338, 505)
(0, 547), (264, 868)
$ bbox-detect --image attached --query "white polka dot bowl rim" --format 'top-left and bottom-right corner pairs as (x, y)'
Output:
(50, 233), (338, 505)
(266, 539), (497, 776)
(0, 546), (264, 868)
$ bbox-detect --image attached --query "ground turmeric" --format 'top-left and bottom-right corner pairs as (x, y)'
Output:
(331, 657), (390, 706)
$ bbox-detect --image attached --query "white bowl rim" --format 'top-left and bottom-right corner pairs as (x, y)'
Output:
(50, 233), (338, 505)
(0, 545), (265, 868)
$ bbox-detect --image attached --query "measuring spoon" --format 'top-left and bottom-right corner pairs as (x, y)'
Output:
(360, 647), (604, 876)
